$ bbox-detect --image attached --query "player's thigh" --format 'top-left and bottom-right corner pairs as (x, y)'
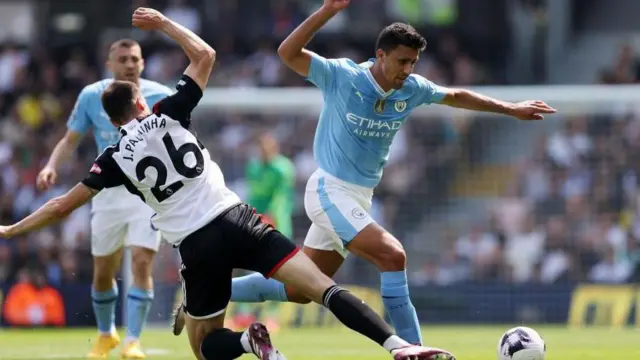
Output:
(126, 220), (160, 273)
(178, 222), (233, 322)
(124, 204), (161, 253)
(185, 312), (225, 360)
(304, 181), (374, 255)
(243, 227), (335, 304)
(345, 222), (407, 270)
(90, 212), (127, 258)
(301, 224), (345, 277)
(270, 248), (336, 305)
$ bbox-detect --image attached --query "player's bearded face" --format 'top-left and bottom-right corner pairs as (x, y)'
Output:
(381, 46), (419, 89)
(107, 46), (144, 82)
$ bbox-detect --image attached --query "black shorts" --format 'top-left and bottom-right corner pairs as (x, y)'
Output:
(178, 203), (298, 319)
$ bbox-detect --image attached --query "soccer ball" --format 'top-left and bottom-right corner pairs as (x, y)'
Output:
(497, 326), (546, 360)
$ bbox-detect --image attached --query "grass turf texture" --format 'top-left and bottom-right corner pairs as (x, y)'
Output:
(0, 326), (638, 359)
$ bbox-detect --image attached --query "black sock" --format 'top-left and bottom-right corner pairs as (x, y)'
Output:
(323, 285), (394, 346)
(200, 328), (245, 360)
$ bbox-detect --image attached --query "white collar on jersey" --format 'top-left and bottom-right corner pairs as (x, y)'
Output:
(361, 58), (395, 99)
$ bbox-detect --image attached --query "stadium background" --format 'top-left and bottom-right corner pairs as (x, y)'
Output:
(1, 0), (640, 357)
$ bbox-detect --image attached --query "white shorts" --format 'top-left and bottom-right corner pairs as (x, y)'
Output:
(90, 186), (160, 257)
(303, 169), (375, 258)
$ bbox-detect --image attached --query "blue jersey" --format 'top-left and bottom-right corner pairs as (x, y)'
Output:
(306, 54), (447, 188)
(67, 78), (173, 152)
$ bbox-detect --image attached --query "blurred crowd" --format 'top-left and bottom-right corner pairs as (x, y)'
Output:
(412, 44), (640, 286)
(3, 0), (635, 290)
(0, 0), (480, 287)
(139, 0), (496, 88)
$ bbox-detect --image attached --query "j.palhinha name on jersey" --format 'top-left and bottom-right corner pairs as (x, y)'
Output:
(122, 117), (167, 162)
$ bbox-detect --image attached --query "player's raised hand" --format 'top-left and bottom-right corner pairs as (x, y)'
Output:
(132, 7), (168, 30)
(36, 166), (57, 190)
(323, 0), (350, 12)
(511, 100), (556, 121)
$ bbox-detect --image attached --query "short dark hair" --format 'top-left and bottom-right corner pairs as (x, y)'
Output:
(109, 38), (140, 54)
(101, 81), (139, 125)
(375, 23), (427, 53)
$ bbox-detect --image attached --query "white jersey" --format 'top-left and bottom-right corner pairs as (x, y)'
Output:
(82, 75), (241, 244)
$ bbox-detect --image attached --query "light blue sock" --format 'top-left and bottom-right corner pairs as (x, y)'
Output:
(126, 286), (154, 340)
(380, 270), (423, 345)
(91, 285), (118, 334)
(231, 273), (289, 302)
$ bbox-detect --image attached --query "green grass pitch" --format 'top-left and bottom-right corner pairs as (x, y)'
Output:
(0, 326), (638, 359)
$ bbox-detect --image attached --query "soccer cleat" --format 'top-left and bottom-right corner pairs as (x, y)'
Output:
(120, 340), (146, 359)
(171, 303), (186, 336)
(247, 322), (287, 360)
(86, 333), (120, 358)
(392, 345), (455, 360)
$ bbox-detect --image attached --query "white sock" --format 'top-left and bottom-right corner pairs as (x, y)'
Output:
(124, 336), (138, 345)
(383, 335), (410, 354)
(240, 330), (252, 353)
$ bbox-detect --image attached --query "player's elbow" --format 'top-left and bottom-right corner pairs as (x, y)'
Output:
(193, 47), (216, 68)
(202, 46), (216, 62)
(277, 42), (295, 63)
(61, 131), (82, 149)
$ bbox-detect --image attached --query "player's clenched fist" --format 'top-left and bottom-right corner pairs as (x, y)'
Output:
(36, 166), (57, 190)
(132, 7), (168, 30)
(323, 0), (350, 11)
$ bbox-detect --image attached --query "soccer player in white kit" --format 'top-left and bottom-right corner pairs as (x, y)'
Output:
(36, 39), (172, 358)
(228, 0), (556, 350)
(0, 7), (457, 360)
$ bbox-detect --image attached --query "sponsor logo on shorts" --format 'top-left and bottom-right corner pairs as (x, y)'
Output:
(351, 208), (366, 219)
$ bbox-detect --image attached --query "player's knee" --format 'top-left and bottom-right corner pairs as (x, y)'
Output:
(93, 256), (118, 288)
(374, 243), (406, 271)
(131, 247), (155, 277)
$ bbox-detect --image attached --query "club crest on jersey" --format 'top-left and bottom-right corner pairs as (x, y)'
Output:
(394, 100), (407, 112)
(374, 99), (386, 114)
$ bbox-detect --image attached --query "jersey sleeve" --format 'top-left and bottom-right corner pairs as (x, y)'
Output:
(305, 52), (345, 93)
(66, 87), (93, 134)
(81, 146), (127, 191)
(415, 75), (449, 105)
(152, 74), (203, 128)
(147, 84), (175, 108)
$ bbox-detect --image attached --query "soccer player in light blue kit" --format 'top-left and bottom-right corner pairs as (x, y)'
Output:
(228, 0), (555, 353)
(36, 39), (172, 359)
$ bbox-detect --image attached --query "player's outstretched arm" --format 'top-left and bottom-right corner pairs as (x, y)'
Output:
(0, 183), (96, 239)
(132, 7), (215, 90)
(277, 0), (349, 76)
(440, 88), (556, 121)
(37, 130), (83, 190)
(37, 84), (94, 190)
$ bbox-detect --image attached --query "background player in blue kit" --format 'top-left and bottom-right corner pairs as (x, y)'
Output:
(226, 0), (557, 350)
(36, 39), (172, 358)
